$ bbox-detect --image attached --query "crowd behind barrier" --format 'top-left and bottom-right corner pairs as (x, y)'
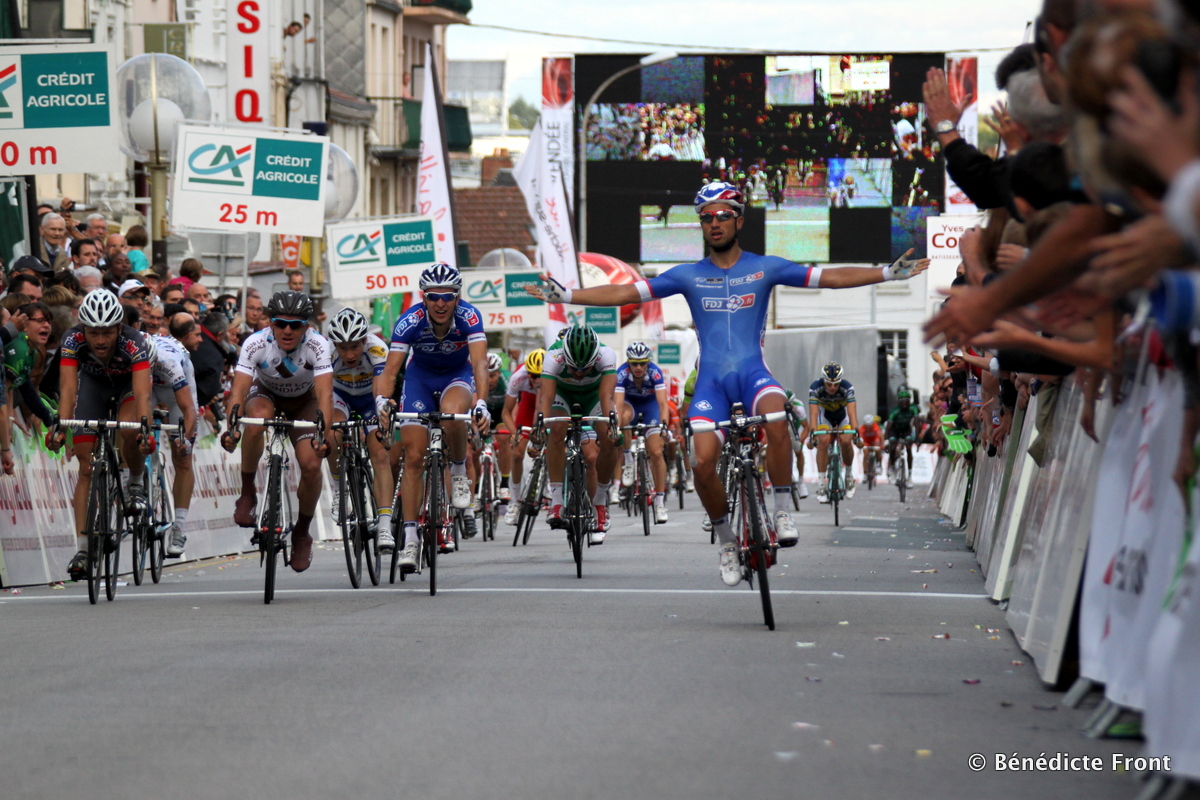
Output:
(929, 349), (1200, 786)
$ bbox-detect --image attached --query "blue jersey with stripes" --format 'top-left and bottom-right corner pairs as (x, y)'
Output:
(615, 361), (665, 400)
(389, 301), (487, 374)
(635, 252), (815, 379)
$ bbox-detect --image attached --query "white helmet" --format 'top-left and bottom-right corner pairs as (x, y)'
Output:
(79, 289), (124, 327)
(328, 308), (369, 343)
(863, 414), (875, 425)
(486, 352), (502, 372)
(626, 341), (652, 361)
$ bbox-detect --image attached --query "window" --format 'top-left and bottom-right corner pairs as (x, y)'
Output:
(880, 330), (908, 375)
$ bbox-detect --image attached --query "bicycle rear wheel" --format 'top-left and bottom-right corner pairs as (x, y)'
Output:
(743, 471), (775, 631)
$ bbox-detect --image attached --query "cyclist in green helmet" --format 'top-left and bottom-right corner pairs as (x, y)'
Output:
(885, 387), (919, 486)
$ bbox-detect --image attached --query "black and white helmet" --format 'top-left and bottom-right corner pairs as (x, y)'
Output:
(266, 290), (314, 319)
(79, 288), (125, 327)
(626, 341), (652, 361)
(486, 352), (502, 372)
(328, 308), (369, 343)
(419, 262), (462, 291)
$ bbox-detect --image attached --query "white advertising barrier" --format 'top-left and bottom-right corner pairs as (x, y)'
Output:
(171, 123), (329, 237)
(0, 43), (123, 175)
(1144, 483), (1200, 780)
(1079, 376), (1149, 684)
(326, 216), (438, 300)
(964, 445), (997, 549)
(973, 403), (1028, 575)
(985, 395), (1040, 600)
(1005, 381), (1109, 685)
(1103, 368), (1185, 711)
(0, 423), (336, 588)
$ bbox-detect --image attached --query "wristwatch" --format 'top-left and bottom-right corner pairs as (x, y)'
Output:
(933, 119), (958, 135)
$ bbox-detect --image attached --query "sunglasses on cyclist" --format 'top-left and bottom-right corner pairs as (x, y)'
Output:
(698, 210), (738, 224)
(272, 318), (306, 330)
(424, 291), (459, 304)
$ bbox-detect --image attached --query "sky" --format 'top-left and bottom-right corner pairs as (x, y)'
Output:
(445, 0), (1036, 113)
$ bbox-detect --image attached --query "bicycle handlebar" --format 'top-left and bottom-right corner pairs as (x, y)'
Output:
(390, 411), (475, 424)
(236, 417), (319, 430)
(541, 415), (610, 425)
(58, 419), (145, 430)
(688, 409), (787, 434)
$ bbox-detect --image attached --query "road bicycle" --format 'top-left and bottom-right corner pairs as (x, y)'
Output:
(539, 407), (610, 578)
(692, 404), (787, 631)
(888, 437), (914, 504)
(620, 414), (653, 537)
(387, 397), (476, 595)
(863, 444), (881, 491)
(811, 426), (854, 527)
(512, 428), (546, 547)
(331, 415), (381, 589)
(473, 429), (500, 542)
(669, 432), (688, 510)
(229, 405), (322, 604)
(133, 409), (179, 586)
(58, 416), (149, 604)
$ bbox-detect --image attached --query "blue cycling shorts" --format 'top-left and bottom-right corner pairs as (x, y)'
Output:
(398, 359), (475, 424)
(687, 365), (786, 425)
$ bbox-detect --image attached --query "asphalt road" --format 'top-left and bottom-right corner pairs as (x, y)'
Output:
(1, 484), (1146, 800)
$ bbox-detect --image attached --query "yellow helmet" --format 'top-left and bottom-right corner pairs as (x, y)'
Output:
(525, 348), (545, 376)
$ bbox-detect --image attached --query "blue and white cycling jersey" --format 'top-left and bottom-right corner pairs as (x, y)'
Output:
(332, 333), (388, 398)
(615, 361), (665, 400)
(389, 301), (487, 374)
(634, 252), (819, 421)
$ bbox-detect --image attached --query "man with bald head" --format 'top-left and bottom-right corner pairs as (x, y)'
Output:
(187, 280), (213, 316)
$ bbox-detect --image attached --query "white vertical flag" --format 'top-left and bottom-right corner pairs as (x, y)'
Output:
(418, 42), (457, 267)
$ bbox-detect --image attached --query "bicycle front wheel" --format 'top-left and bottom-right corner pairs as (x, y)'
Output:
(130, 507), (147, 587)
(340, 460), (363, 589)
(898, 460), (907, 504)
(743, 472), (775, 631)
(426, 460), (443, 596)
(263, 455), (284, 604)
(639, 453), (652, 536)
(85, 463), (110, 605)
(565, 455), (585, 578)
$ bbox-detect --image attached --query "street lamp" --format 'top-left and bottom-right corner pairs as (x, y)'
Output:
(578, 51), (677, 253)
(311, 142), (360, 292)
(116, 53), (212, 265)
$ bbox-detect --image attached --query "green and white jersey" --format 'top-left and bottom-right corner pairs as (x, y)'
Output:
(543, 344), (617, 391)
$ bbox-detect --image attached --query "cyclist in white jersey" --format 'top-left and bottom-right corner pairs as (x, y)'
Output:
(539, 325), (618, 543)
(325, 309), (396, 552)
(529, 181), (927, 585)
(221, 290), (333, 573)
(147, 334), (199, 556)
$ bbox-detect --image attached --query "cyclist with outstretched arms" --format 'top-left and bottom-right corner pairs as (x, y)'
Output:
(47, 290), (156, 580)
(146, 333), (199, 556)
(616, 341), (671, 524)
(221, 291), (333, 573)
(324, 308), (396, 551)
(884, 387), (919, 487)
(538, 325), (619, 543)
(529, 182), (926, 585)
(374, 264), (491, 572)
(502, 348), (544, 525)
(807, 361), (859, 503)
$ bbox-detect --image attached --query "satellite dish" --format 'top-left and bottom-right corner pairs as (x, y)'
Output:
(476, 247), (533, 269)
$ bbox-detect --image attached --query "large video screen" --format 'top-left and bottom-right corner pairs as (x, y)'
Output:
(577, 53), (946, 265)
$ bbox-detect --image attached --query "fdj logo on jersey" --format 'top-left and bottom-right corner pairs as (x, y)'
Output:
(702, 293), (756, 312)
(465, 277), (505, 305)
(187, 142), (254, 188)
(336, 230), (383, 265)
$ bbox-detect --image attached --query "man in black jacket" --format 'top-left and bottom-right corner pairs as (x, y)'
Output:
(172, 312), (226, 408)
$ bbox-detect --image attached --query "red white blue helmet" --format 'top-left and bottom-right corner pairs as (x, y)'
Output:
(694, 182), (745, 215)
(419, 262), (462, 291)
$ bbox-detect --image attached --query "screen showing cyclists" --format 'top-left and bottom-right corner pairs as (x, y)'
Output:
(615, 341), (670, 524)
(222, 290), (334, 574)
(374, 263), (491, 574)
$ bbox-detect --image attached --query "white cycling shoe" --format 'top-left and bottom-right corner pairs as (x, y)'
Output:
(451, 475), (473, 509)
(774, 511), (798, 547)
(798, 482), (809, 499)
(702, 514), (712, 532)
(398, 541), (419, 572)
(654, 503), (668, 524)
(504, 504), (520, 526)
(621, 462), (635, 487)
(719, 543), (742, 586)
(377, 526), (396, 554)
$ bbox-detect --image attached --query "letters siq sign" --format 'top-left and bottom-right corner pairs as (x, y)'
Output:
(0, 44), (122, 175)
